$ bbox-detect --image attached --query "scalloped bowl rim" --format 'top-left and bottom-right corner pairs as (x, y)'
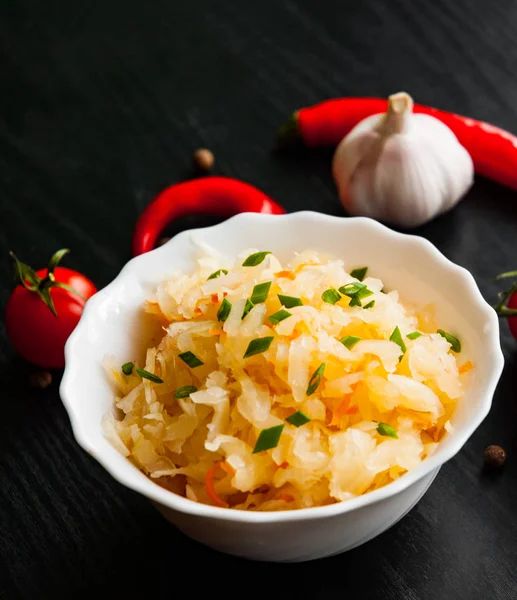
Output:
(60, 212), (504, 524)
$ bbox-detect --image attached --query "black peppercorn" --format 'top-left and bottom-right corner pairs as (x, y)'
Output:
(192, 148), (214, 172)
(29, 370), (52, 389)
(484, 445), (506, 469)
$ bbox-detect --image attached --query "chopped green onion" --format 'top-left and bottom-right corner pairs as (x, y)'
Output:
(339, 282), (373, 308)
(340, 336), (361, 350)
(244, 336), (274, 358)
(350, 289), (373, 307)
(389, 326), (406, 357)
(277, 294), (303, 308)
(348, 295), (361, 307)
(178, 351), (204, 368)
(268, 309), (292, 325)
(339, 282), (367, 296)
(250, 281), (272, 304)
(407, 331), (423, 340)
(242, 251), (271, 267)
(217, 298), (232, 322)
(363, 300), (375, 309)
(350, 267), (368, 281)
(252, 424), (284, 453)
(286, 411), (311, 427)
(356, 287), (374, 299)
(377, 422), (398, 439)
(306, 363), (325, 395)
(437, 329), (461, 352)
(322, 288), (341, 304)
(121, 362), (134, 375)
(136, 368), (164, 384)
(207, 269), (228, 280)
(174, 386), (197, 399)
(241, 298), (255, 319)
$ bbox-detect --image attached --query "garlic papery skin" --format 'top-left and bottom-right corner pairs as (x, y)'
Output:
(332, 92), (474, 228)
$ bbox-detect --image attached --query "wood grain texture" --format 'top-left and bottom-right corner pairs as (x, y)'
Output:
(1, 0), (517, 598)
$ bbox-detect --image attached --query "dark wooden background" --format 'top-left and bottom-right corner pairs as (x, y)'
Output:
(2, 1), (517, 598)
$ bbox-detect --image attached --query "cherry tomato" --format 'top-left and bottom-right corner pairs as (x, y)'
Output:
(5, 252), (97, 368)
(507, 293), (517, 340)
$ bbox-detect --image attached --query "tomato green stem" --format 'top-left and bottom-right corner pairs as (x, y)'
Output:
(495, 307), (517, 317)
(9, 249), (85, 317)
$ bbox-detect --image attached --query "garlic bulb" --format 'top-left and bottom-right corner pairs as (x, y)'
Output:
(332, 92), (474, 228)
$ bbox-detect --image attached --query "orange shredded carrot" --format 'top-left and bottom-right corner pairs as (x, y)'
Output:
(425, 427), (441, 442)
(276, 461), (289, 470)
(194, 307), (202, 315)
(329, 397), (351, 426)
(209, 328), (224, 336)
(294, 262), (316, 273)
(459, 360), (473, 374)
(205, 462), (230, 508)
(274, 270), (296, 280)
(277, 493), (294, 502)
(211, 293), (219, 304)
(346, 405), (359, 415)
(220, 462), (235, 476)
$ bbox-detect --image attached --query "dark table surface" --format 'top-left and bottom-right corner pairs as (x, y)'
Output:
(2, 1), (517, 598)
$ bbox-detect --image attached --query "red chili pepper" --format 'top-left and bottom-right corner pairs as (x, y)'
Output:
(278, 97), (517, 192)
(132, 176), (285, 256)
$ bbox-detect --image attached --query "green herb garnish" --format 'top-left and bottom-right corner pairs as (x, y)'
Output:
(178, 351), (204, 368)
(121, 362), (134, 375)
(339, 282), (373, 308)
(207, 269), (228, 280)
(349, 295), (361, 307)
(242, 251), (271, 267)
(363, 300), (375, 309)
(389, 326), (406, 359)
(250, 281), (272, 304)
(268, 309), (292, 325)
(252, 424), (284, 453)
(174, 386), (197, 399)
(136, 368), (164, 384)
(340, 336), (361, 350)
(339, 282), (367, 296)
(306, 363), (325, 395)
(437, 329), (461, 352)
(286, 411), (311, 427)
(217, 298), (232, 322)
(322, 288), (341, 304)
(242, 298), (255, 319)
(243, 336), (274, 358)
(356, 288), (374, 300)
(350, 267), (368, 281)
(377, 422), (398, 439)
(277, 294), (303, 308)
(407, 331), (423, 340)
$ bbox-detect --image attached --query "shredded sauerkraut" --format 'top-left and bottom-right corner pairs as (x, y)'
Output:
(102, 248), (470, 511)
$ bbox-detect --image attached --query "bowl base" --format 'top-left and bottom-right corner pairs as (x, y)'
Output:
(152, 467), (440, 563)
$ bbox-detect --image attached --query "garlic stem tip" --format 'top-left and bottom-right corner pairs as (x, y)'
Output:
(388, 92), (414, 115)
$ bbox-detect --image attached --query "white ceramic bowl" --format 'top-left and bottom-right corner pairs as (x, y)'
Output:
(60, 212), (504, 563)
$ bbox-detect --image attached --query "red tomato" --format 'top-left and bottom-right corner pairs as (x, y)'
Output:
(5, 266), (97, 368)
(507, 293), (517, 340)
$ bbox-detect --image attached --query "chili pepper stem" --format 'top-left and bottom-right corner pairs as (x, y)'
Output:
(276, 113), (302, 149)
